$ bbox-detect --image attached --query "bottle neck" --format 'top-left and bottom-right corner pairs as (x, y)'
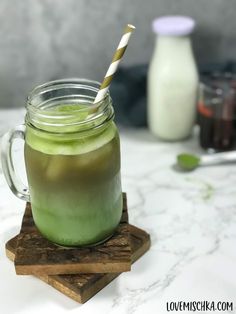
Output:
(155, 35), (192, 56)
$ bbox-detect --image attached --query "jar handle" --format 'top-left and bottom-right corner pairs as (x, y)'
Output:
(1, 124), (30, 202)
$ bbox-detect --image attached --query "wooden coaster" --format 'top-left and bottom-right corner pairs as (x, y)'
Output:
(6, 225), (150, 304)
(14, 193), (132, 275)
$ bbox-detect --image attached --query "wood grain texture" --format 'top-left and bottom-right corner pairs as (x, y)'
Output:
(14, 193), (132, 275)
(6, 225), (150, 304)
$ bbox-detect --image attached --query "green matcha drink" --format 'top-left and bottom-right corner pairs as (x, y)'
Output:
(25, 109), (122, 246)
(1, 79), (123, 247)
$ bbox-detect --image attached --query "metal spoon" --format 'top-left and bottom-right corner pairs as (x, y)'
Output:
(177, 151), (236, 171)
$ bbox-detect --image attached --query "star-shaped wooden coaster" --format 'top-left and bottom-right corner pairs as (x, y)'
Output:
(6, 224), (150, 303)
(14, 193), (131, 275)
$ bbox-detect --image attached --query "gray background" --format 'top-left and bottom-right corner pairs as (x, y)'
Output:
(0, 0), (235, 108)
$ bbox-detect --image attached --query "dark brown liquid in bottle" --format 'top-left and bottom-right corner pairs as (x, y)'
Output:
(199, 109), (234, 151)
(198, 78), (236, 151)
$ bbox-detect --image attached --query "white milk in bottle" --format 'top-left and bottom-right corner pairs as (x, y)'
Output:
(148, 16), (199, 140)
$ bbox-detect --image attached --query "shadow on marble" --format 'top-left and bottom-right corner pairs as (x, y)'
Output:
(90, 274), (120, 301)
(0, 258), (79, 312)
(171, 164), (191, 173)
(1, 226), (19, 244)
(119, 127), (155, 142)
(120, 127), (203, 152)
(32, 283), (80, 310)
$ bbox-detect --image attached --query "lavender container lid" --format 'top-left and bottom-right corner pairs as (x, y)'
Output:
(152, 16), (196, 36)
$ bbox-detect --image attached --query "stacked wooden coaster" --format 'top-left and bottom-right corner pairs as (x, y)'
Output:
(5, 193), (150, 303)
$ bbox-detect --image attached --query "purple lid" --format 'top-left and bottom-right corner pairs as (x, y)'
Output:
(152, 16), (195, 36)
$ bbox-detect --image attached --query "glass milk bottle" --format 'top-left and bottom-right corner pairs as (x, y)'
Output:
(148, 16), (199, 140)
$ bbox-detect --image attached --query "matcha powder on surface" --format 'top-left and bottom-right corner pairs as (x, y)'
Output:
(177, 153), (200, 171)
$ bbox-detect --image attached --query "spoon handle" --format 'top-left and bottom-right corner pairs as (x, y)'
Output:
(201, 151), (236, 166)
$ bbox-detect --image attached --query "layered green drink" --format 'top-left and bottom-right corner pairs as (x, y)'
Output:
(23, 80), (123, 247)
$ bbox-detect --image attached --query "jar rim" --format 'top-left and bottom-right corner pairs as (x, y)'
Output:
(28, 78), (102, 99)
(25, 78), (114, 134)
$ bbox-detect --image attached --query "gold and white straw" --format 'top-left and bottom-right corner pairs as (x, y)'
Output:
(93, 24), (136, 106)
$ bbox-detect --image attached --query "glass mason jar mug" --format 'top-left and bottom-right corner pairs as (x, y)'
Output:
(1, 79), (123, 247)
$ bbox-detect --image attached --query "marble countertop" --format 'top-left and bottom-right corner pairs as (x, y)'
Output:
(0, 109), (236, 314)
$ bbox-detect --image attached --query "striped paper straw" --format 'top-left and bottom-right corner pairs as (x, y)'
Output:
(93, 24), (135, 107)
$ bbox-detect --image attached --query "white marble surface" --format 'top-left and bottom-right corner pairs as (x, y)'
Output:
(0, 109), (236, 314)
